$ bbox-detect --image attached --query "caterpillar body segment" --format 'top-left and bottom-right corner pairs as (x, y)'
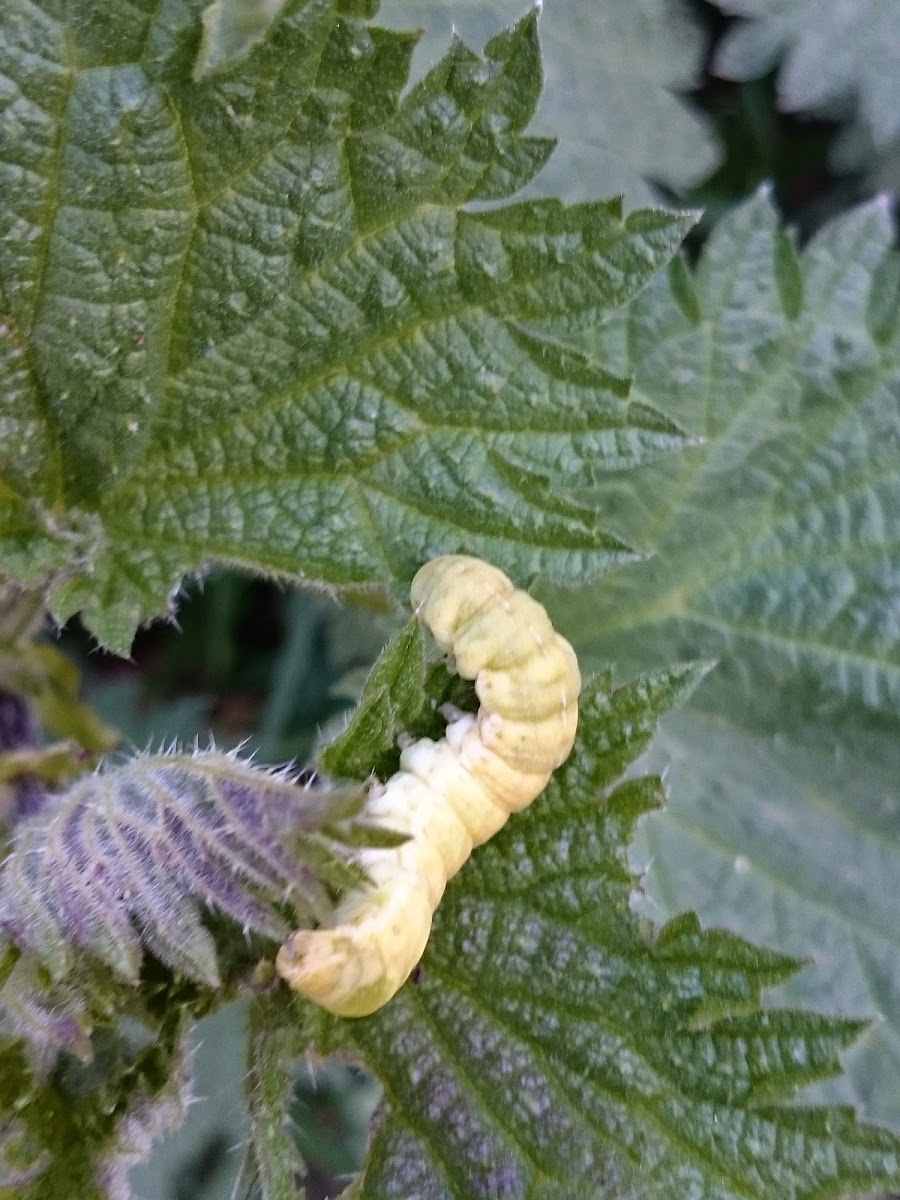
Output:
(277, 852), (434, 1019)
(400, 730), (513, 840)
(275, 555), (581, 1017)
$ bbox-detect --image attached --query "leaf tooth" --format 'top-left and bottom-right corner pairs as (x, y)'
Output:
(137, 872), (220, 988)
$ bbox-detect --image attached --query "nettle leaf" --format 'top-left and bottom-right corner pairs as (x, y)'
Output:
(0, 0), (695, 656)
(712, 0), (900, 149)
(378, 0), (721, 203)
(556, 189), (900, 1123)
(210, 0), (722, 203)
(640, 694), (900, 1128)
(305, 669), (900, 1199)
(0, 751), (344, 988)
(319, 617), (473, 782)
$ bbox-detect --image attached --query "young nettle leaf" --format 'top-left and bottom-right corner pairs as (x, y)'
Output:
(319, 617), (475, 782)
(0, 0), (695, 657)
(0, 751), (349, 989)
(303, 667), (900, 1200)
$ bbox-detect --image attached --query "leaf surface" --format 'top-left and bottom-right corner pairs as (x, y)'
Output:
(0, 0), (694, 655)
(636, 698), (900, 1127)
(310, 663), (900, 1200)
(556, 188), (900, 1125)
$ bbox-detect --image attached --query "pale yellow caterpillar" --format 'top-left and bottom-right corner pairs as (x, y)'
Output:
(275, 555), (581, 1017)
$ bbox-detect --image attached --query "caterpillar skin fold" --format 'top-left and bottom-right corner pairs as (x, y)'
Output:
(275, 555), (581, 1018)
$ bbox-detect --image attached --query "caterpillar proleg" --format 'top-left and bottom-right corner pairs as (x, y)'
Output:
(275, 555), (581, 1017)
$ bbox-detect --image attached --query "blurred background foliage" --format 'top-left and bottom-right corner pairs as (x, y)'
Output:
(37, 0), (900, 1195)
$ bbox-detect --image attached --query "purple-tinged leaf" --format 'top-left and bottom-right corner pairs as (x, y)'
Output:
(0, 752), (348, 986)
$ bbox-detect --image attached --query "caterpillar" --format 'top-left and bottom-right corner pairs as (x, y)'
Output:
(275, 555), (581, 1018)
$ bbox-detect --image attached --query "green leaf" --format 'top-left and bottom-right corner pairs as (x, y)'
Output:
(184, 0), (723, 202)
(378, 0), (722, 202)
(555, 189), (900, 1125)
(0, 0), (695, 656)
(308, 669), (900, 1200)
(319, 617), (474, 782)
(319, 620), (431, 781)
(565, 189), (900, 707)
(636, 697), (900, 1127)
(712, 0), (900, 149)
